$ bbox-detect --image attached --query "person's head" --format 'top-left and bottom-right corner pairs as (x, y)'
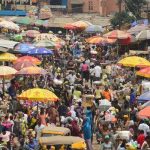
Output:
(10, 116), (13, 120)
(139, 130), (144, 135)
(105, 86), (109, 91)
(104, 135), (110, 143)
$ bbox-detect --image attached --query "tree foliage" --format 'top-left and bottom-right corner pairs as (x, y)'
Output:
(125, 0), (147, 19)
(110, 11), (135, 28)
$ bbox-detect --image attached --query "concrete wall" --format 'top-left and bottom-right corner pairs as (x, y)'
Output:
(68, 0), (123, 16)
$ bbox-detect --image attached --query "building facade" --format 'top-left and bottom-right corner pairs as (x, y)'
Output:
(68, 0), (122, 16)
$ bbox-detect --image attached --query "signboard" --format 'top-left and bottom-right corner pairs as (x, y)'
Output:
(50, 5), (66, 9)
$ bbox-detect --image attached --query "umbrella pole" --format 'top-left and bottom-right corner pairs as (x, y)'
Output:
(2, 76), (5, 99)
(37, 102), (39, 114)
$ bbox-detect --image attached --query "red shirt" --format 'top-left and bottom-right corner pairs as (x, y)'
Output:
(137, 133), (145, 148)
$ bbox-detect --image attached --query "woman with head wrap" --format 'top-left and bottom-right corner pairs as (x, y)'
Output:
(82, 117), (93, 150)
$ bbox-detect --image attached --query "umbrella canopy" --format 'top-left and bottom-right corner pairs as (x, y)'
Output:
(85, 25), (103, 33)
(99, 99), (111, 111)
(34, 19), (45, 26)
(13, 34), (23, 41)
(64, 24), (77, 30)
(0, 53), (17, 62)
(141, 101), (150, 109)
(18, 88), (59, 102)
(14, 56), (41, 65)
(16, 66), (47, 75)
(138, 91), (150, 102)
(0, 66), (17, 77)
(13, 61), (36, 70)
(26, 30), (40, 38)
(14, 17), (34, 25)
(136, 30), (150, 41)
(71, 21), (92, 29)
(118, 56), (150, 67)
(35, 33), (60, 42)
(103, 30), (130, 39)
(86, 36), (116, 44)
(34, 40), (55, 48)
(137, 67), (150, 78)
(27, 47), (53, 55)
(127, 25), (149, 35)
(14, 43), (35, 53)
(138, 106), (150, 118)
(0, 20), (20, 31)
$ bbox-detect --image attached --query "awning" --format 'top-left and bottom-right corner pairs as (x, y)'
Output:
(71, 0), (84, 5)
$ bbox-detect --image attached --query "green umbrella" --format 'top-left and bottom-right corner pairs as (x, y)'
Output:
(14, 34), (23, 41)
(35, 20), (45, 26)
(15, 17), (34, 25)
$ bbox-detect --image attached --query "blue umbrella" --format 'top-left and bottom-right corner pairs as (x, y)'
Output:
(27, 47), (53, 55)
(85, 25), (104, 33)
(138, 91), (150, 102)
(14, 43), (35, 53)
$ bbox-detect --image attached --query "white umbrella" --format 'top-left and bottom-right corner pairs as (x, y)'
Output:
(99, 99), (111, 111)
(136, 30), (150, 41)
(0, 20), (20, 31)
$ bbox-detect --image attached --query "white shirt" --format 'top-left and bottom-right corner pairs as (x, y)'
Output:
(35, 124), (45, 140)
(67, 74), (76, 85)
(94, 66), (102, 77)
(138, 123), (150, 136)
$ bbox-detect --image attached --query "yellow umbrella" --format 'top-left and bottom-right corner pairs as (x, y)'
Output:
(18, 88), (59, 102)
(0, 53), (17, 62)
(118, 56), (150, 67)
(71, 21), (92, 29)
(0, 66), (17, 95)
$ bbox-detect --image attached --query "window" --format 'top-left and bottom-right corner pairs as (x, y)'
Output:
(89, 1), (93, 11)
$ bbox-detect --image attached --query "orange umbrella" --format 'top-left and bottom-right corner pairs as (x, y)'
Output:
(136, 67), (150, 78)
(14, 56), (41, 65)
(138, 106), (150, 118)
(64, 24), (77, 30)
(16, 66), (47, 75)
(103, 30), (131, 39)
(86, 36), (116, 44)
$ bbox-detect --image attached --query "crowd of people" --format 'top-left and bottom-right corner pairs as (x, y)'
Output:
(0, 28), (150, 150)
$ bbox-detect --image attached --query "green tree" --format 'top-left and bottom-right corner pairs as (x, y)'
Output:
(110, 11), (135, 28)
(124, 0), (147, 19)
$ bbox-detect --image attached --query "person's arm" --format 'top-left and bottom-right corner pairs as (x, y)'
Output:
(100, 143), (104, 150)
